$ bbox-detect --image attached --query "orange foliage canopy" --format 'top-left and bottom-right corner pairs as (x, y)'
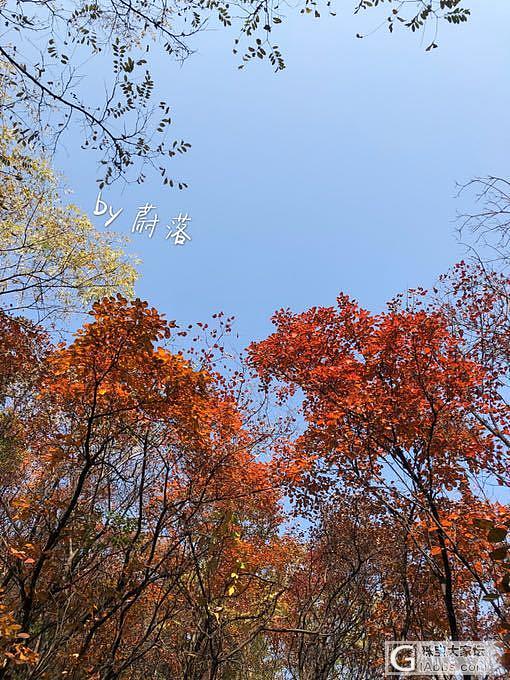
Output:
(249, 293), (501, 495)
(0, 287), (509, 677)
(0, 296), (290, 678)
(249, 293), (509, 645)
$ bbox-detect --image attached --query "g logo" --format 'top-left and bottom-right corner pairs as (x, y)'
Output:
(390, 644), (416, 672)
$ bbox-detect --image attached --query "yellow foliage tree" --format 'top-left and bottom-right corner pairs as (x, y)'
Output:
(0, 123), (138, 318)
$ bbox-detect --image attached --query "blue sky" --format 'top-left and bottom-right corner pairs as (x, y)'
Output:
(57, 0), (510, 348)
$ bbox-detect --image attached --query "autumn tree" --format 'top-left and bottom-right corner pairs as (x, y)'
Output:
(248, 293), (509, 657)
(0, 310), (49, 482)
(264, 491), (506, 678)
(0, 122), (137, 320)
(249, 178), (510, 675)
(435, 261), (510, 475)
(424, 180), (510, 669)
(270, 493), (388, 680)
(0, 295), (292, 679)
(0, 311), (47, 672)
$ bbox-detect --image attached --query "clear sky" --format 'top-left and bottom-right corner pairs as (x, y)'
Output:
(57, 0), (510, 348)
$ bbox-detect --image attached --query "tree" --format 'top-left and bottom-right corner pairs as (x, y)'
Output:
(272, 493), (389, 680)
(432, 177), (510, 469)
(435, 259), (510, 471)
(457, 176), (510, 265)
(0, 310), (48, 482)
(0, 121), (137, 320)
(0, 0), (472, 186)
(248, 293), (509, 652)
(428, 184), (510, 670)
(0, 295), (292, 679)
